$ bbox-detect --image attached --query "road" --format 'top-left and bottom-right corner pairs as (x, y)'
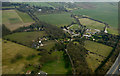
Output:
(106, 53), (120, 76)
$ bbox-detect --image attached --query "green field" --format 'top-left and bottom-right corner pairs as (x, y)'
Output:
(69, 24), (80, 30)
(84, 40), (113, 57)
(84, 40), (113, 72)
(24, 2), (54, 8)
(107, 27), (118, 35)
(2, 40), (39, 74)
(4, 31), (46, 47)
(41, 40), (56, 51)
(86, 53), (104, 72)
(72, 3), (118, 28)
(2, 10), (34, 31)
(35, 13), (74, 26)
(79, 18), (105, 30)
(42, 51), (72, 74)
(16, 10), (34, 23)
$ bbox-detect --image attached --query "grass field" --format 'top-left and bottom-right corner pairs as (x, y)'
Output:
(4, 31), (46, 47)
(2, 40), (39, 74)
(84, 40), (113, 57)
(107, 27), (118, 35)
(79, 18), (105, 30)
(41, 40), (56, 51)
(72, 3), (118, 28)
(86, 53), (104, 72)
(16, 10), (34, 23)
(84, 40), (113, 72)
(41, 51), (72, 74)
(24, 2), (54, 8)
(69, 24), (80, 30)
(2, 10), (34, 31)
(35, 12), (74, 26)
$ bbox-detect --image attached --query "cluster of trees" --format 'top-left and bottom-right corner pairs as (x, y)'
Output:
(39, 51), (58, 64)
(92, 32), (119, 47)
(67, 42), (92, 75)
(2, 24), (11, 37)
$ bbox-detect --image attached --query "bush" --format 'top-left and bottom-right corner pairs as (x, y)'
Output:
(26, 53), (36, 60)
(11, 53), (23, 63)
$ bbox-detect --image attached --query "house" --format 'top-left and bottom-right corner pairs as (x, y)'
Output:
(40, 43), (44, 47)
(39, 41), (42, 44)
(38, 71), (47, 75)
(38, 9), (42, 12)
(26, 70), (31, 74)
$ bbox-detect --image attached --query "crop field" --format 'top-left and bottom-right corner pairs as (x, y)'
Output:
(42, 51), (72, 74)
(2, 40), (39, 74)
(4, 31), (47, 47)
(72, 2), (118, 28)
(79, 18), (105, 30)
(2, 10), (34, 31)
(24, 2), (54, 8)
(34, 13), (74, 26)
(84, 40), (113, 57)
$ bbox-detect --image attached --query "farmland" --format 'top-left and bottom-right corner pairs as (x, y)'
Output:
(2, 10), (34, 31)
(24, 2), (54, 8)
(72, 2), (118, 28)
(79, 18), (105, 30)
(86, 53), (104, 72)
(16, 10), (34, 23)
(2, 40), (39, 74)
(4, 31), (47, 47)
(41, 51), (72, 74)
(84, 40), (113, 72)
(84, 40), (113, 57)
(34, 12), (75, 27)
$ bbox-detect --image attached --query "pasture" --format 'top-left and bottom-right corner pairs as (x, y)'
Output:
(84, 40), (113, 72)
(4, 31), (47, 47)
(79, 18), (105, 30)
(2, 40), (39, 74)
(41, 51), (72, 74)
(84, 40), (113, 57)
(35, 13), (74, 26)
(86, 53), (104, 72)
(2, 10), (34, 31)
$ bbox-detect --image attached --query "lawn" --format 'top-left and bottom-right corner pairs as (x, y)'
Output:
(41, 51), (72, 74)
(79, 18), (105, 30)
(69, 24), (80, 30)
(72, 2), (118, 28)
(2, 40), (39, 74)
(4, 31), (46, 47)
(35, 12), (74, 26)
(2, 10), (34, 31)
(84, 40), (113, 57)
